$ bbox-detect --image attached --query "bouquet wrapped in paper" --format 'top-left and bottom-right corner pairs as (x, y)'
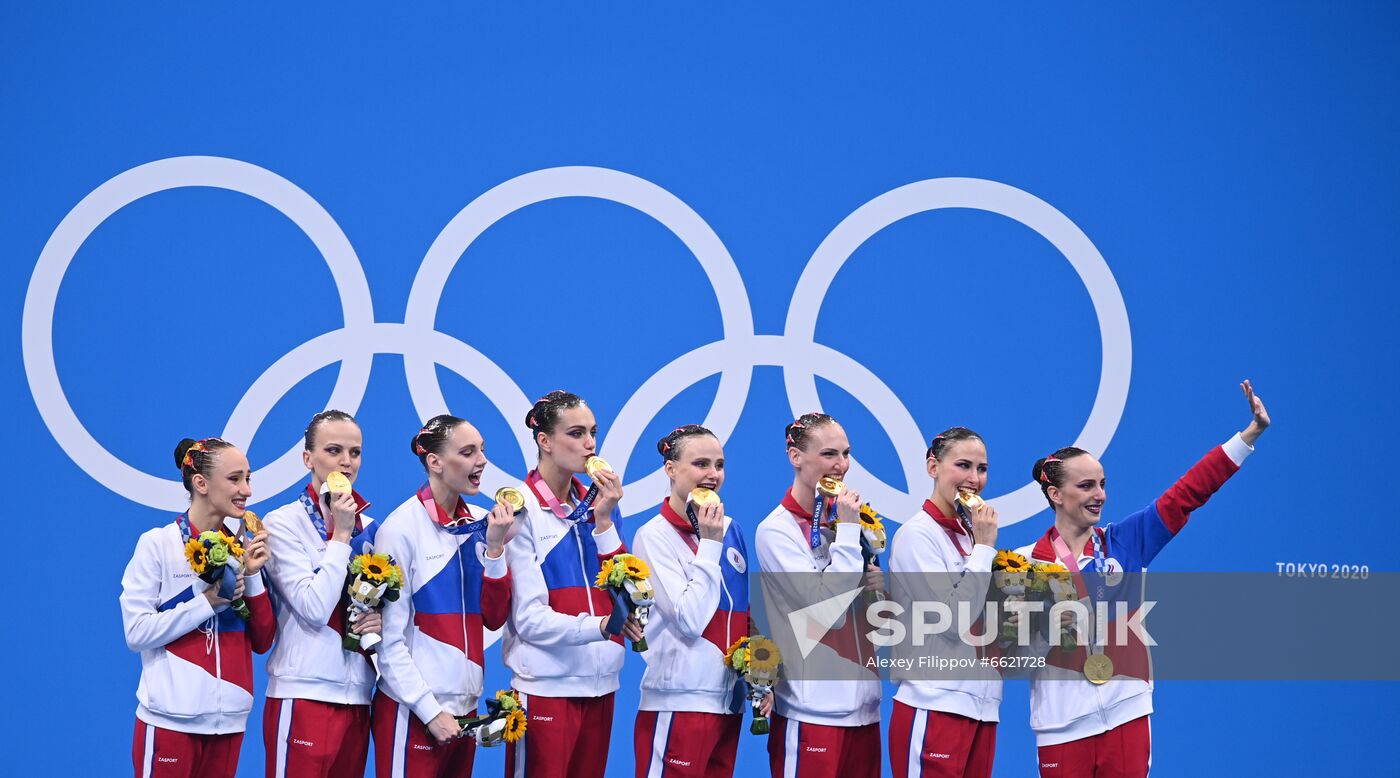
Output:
(594, 553), (655, 652)
(184, 530), (250, 620)
(725, 635), (782, 735)
(1028, 561), (1078, 650)
(457, 690), (527, 747)
(344, 552), (403, 651)
(992, 549), (1031, 642)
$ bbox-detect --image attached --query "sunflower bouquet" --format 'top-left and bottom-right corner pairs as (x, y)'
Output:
(184, 530), (250, 620)
(344, 552), (404, 651)
(1028, 561), (1079, 649)
(992, 549), (1031, 641)
(457, 689), (527, 747)
(594, 554), (655, 652)
(725, 635), (782, 735)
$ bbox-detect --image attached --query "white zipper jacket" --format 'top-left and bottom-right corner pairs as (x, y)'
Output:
(1014, 434), (1254, 747)
(888, 500), (1001, 722)
(374, 494), (511, 724)
(631, 502), (751, 714)
(501, 475), (626, 698)
(754, 490), (881, 727)
(262, 485), (378, 705)
(120, 517), (275, 734)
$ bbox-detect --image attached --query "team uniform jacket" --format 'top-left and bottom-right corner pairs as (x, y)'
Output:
(888, 499), (1003, 722)
(755, 489), (881, 727)
(630, 500), (750, 714)
(121, 516), (277, 735)
(262, 484), (378, 706)
(1014, 433), (1254, 747)
(374, 493), (512, 725)
(502, 474), (626, 699)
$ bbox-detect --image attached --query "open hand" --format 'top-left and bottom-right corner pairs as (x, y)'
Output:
(1240, 379), (1271, 445)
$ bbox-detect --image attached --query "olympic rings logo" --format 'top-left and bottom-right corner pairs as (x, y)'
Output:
(21, 156), (1131, 526)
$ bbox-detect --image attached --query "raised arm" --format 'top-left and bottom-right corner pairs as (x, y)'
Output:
(480, 501), (514, 632)
(1111, 380), (1271, 566)
(262, 507), (352, 628)
(240, 530), (277, 653)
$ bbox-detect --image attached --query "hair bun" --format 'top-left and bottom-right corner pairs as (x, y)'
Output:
(173, 438), (198, 472)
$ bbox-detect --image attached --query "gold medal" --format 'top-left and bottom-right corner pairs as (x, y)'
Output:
(688, 487), (720, 507)
(495, 487), (526, 515)
(585, 456), (612, 479)
(240, 510), (263, 535)
(1083, 653), (1114, 684)
(325, 471), (353, 495)
(955, 489), (985, 512)
(817, 476), (845, 497)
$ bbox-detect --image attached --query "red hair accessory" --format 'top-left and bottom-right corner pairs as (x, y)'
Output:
(182, 440), (205, 470)
(413, 427), (432, 456)
(526, 413), (536, 429)
(181, 437), (225, 470)
(1038, 455), (1062, 483)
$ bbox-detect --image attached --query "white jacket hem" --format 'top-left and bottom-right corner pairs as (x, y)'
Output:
(1033, 691), (1153, 747)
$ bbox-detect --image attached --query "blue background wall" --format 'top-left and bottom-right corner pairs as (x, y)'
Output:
(4, 3), (1397, 774)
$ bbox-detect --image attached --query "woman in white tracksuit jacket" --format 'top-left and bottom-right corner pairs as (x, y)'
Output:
(886, 426), (1003, 778)
(122, 437), (274, 778)
(501, 390), (642, 778)
(1015, 380), (1271, 778)
(630, 424), (772, 778)
(260, 409), (381, 778)
(755, 411), (884, 778)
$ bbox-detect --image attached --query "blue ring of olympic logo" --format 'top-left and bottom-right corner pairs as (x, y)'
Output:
(21, 156), (1132, 526)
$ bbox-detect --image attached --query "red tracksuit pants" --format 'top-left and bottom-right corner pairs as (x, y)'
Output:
(264, 697), (370, 778)
(767, 714), (881, 778)
(504, 692), (614, 778)
(633, 710), (741, 778)
(371, 691), (476, 778)
(887, 700), (997, 778)
(1036, 715), (1150, 778)
(133, 719), (242, 778)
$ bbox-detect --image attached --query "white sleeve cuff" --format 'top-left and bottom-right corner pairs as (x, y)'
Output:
(322, 540), (353, 566)
(481, 549), (508, 580)
(592, 523), (623, 554)
(834, 522), (862, 546)
(966, 544), (997, 573)
(694, 538), (723, 565)
(1223, 432), (1254, 467)
(410, 694), (443, 727)
(242, 571), (267, 597)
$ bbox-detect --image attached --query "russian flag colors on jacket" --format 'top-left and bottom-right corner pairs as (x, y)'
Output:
(755, 489), (882, 727)
(374, 492), (512, 725)
(1014, 433), (1255, 747)
(630, 500), (750, 714)
(120, 516), (276, 735)
(261, 484), (378, 706)
(502, 473), (626, 698)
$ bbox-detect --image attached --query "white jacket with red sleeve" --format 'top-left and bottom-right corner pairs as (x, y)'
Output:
(1015, 433), (1255, 747)
(501, 473), (626, 698)
(374, 491), (512, 724)
(120, 516), (276, 735)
